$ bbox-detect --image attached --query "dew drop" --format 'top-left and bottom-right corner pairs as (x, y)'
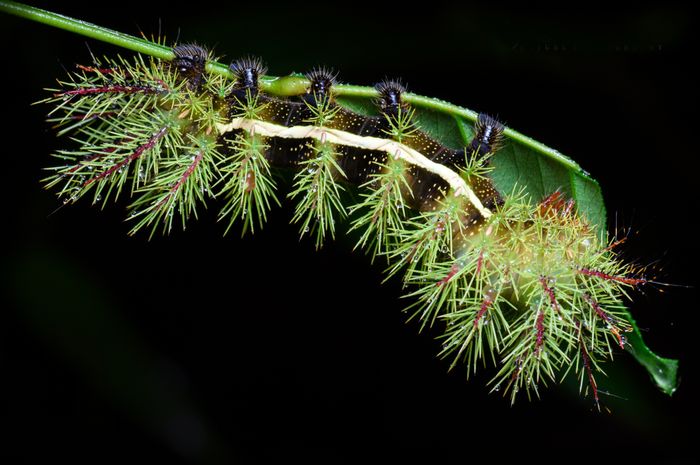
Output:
(304, 226), (310, 233)
(493, 384), (501, 392)
(96, 195), (102, 202)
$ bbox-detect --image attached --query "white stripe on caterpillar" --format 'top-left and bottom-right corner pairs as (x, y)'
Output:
(217, 118), (493, 218)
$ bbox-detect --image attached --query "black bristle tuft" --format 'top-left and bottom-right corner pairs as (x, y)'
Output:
(471, 113), (505, 155)
(304, 67), (337, 102)
(230, 56), (267, 91)
(375, 79), (408, 116)
(172, 43), (209, 90)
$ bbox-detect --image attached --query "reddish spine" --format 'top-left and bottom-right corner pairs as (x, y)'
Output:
(84, 127), (167, 187)
(475, 250), (484, 276)
(156, 149), (204, 209)
(473, 293), (493, 328)
(539, 276), (563, 318)
(436, 263), (460, 287)
(583, 293), (625, 349)
(57, 85), (162, 97)
(535, 310), (545, 356)
(577, 321), (600, 410)
(578, 268), (646, 286)
(76, 64), (118, 74)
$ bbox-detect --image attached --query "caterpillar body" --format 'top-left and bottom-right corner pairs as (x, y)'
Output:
(43, 43), (660, 406)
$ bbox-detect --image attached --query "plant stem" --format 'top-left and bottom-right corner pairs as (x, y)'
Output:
(0, 0), (580, 171)
(0, 1), (172, 59)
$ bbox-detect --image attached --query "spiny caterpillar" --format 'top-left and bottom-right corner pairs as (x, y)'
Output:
(41, 42), (661, 407)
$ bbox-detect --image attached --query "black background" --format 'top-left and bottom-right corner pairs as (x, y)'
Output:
(1, 2), (697, 464)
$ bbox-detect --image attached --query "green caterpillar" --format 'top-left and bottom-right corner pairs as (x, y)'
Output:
(40, 43), (667, 407)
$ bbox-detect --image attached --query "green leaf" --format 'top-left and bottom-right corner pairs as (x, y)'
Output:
(412, 107), (465, 150)
(625, 313), (679, 395)
(335, 95), (379, 117)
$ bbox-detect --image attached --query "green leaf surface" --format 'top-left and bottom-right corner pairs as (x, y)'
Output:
(412, 107), (465, 150)
(335, 95), (379, 117)
(625, 313), (679, 395)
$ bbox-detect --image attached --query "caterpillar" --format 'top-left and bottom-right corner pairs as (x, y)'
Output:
(33, 37), (680, 409)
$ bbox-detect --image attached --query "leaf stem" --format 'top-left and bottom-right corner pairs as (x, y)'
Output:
(0, 1), (172, 59)
(1, 0), (580, 172)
